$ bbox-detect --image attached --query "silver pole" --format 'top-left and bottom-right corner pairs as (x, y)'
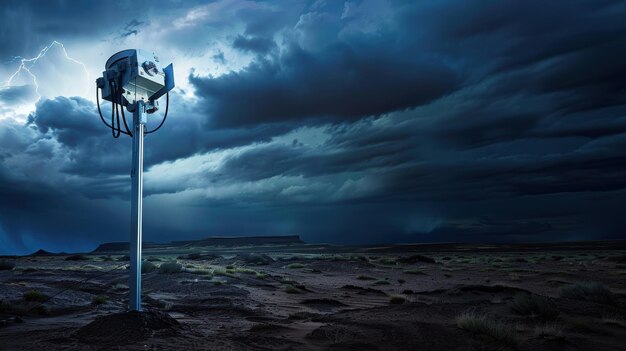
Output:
(129, 101), (145, 311)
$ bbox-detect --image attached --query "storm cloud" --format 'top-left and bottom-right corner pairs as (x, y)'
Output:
(0, 0), (625, 254)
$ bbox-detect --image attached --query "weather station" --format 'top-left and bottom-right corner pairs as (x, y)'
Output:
(96, 49), (174, 311)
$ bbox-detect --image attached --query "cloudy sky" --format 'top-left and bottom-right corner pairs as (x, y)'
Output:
(0, 0), (625, 254)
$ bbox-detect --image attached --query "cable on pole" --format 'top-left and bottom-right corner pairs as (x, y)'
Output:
(145, 92), (168, 135)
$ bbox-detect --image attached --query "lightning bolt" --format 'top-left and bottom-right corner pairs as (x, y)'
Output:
(1, 40), (90, 99)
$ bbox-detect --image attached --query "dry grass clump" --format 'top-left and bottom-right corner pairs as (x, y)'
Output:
(23, 290), (48, 302)
(456, 310), (517, 347)
(141, 261), (157, 273)
(158, 261), (183, 274)
(91, 295), (108, 305)
(511, 293), (559, 321)
(285, 285), (301, 294)
(560, 282), (614, 304)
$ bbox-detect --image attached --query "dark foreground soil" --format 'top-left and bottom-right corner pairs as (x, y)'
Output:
(1, 242), (625, 350)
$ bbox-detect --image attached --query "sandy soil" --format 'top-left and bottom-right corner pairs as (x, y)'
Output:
(1, 242), (626, 350)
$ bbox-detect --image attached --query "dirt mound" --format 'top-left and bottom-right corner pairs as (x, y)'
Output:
(75, 311), (180, 345)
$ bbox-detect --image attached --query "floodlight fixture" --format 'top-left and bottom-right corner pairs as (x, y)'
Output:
(96, 49), (174, 311)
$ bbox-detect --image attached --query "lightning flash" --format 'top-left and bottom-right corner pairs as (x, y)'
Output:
(1, 41), (90, 99)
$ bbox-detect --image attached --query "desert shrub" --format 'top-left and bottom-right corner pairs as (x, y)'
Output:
(285, 285), (300, 294)
(286, 263), (305, 269)
(65, 254), (88, 261)
(377, 257), (397, 265)
(397, 279), (405, 284)
(0, 260), (15, 270)
(560, 282), (614, 304)
(141, 261), (157, 273)
(356, 275), (376, 280)
(511, 293), (559, 321)
(552, 255), (565, 261)
(236, 253), (274, 265)
(456, 310), (517, 347)
(159, 261), (183, 274)
(147, 256), (163, 262)
(23, 290), (48, 302)
(117, 255), (130, 261)
(389, 295), (406, 304)
(92, 295), (108, 305)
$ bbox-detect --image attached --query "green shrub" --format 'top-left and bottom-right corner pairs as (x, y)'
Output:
(389, 295), (406, 304)
(560, 282), (614, 304)
(356, 275), (376, 280)
(511, 293), (559, 321)
(285, 285), (300, 294)
(286, 263), (305, 269)
(0, 260), (16, 270)
(159, 261), (183, 274)
(92, 295), (108, 305)
(456, 310), (517, 347)
(23, 290), (48, 302)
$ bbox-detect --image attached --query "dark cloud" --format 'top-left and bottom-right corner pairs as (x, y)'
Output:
(1, 0), (626, 254)
(121, 19), (145, 38)
(212, 51), (226, 64)
(0, 85), (37, 104)
(191, 43), (460, 127)
(232, 35), (276, 54)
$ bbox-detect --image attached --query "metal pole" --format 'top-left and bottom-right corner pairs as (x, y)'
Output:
(129, 101), (145, 311)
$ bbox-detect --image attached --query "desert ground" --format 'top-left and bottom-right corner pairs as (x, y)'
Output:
(1, 240), (626, 350)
